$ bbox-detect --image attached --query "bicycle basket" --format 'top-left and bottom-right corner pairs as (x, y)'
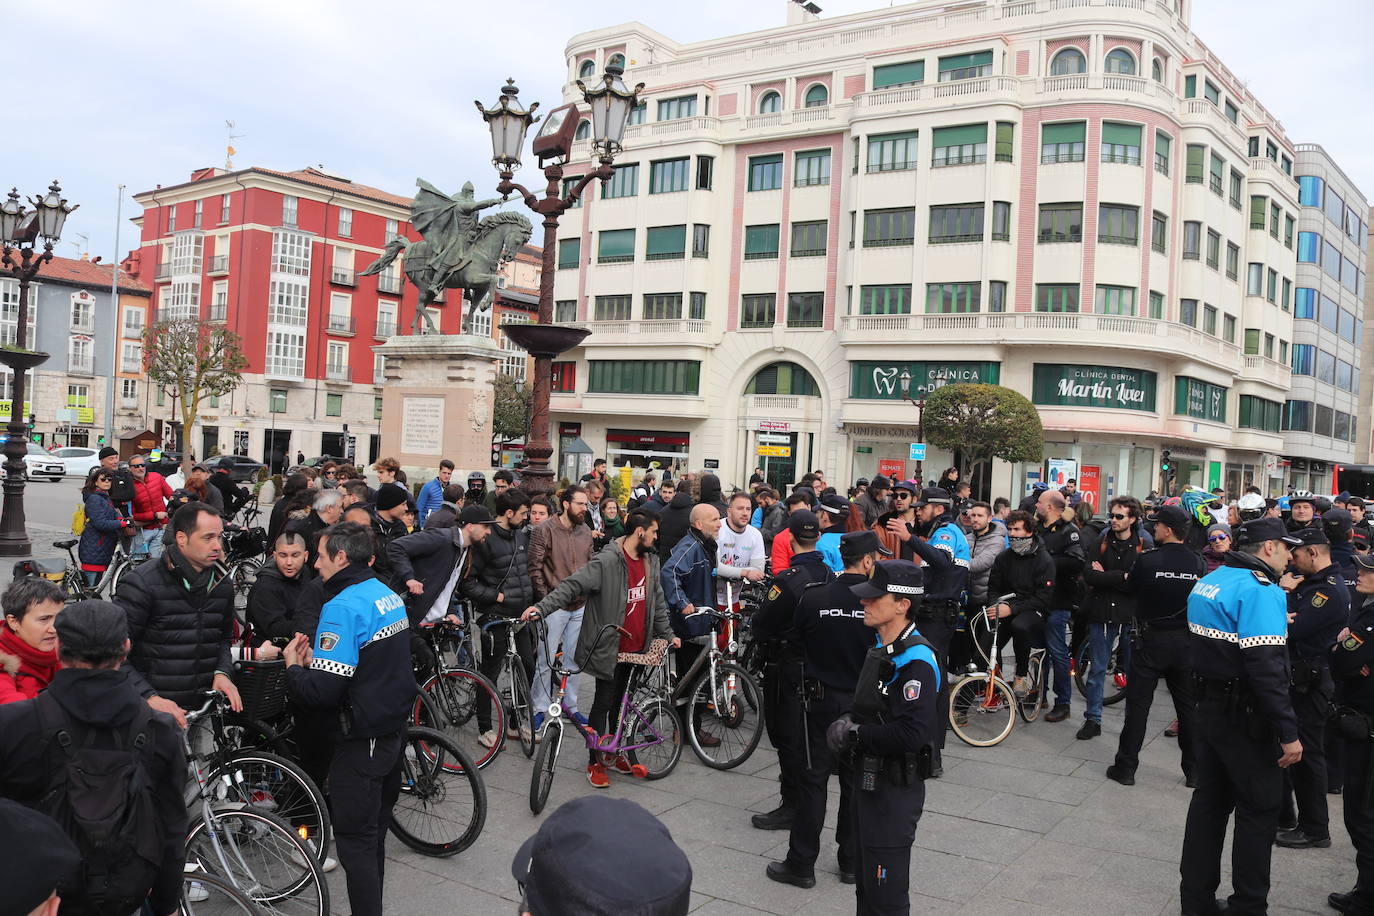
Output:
(618, 638), (671, 667)
(226, 526), (268, 560)
(12, 558), (63, 582)
(231, 659), (289, 721)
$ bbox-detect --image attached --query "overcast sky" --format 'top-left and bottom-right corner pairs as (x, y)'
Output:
(5, 0), (1370, 262)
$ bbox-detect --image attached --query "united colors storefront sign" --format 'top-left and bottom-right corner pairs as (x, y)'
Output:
(1031, 364), (1157, 412)
(849, 361), (1000, 400)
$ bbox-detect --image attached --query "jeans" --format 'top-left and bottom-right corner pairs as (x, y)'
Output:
(1084, 622), (1123, 723)
(134, 526), (164, 558)
(530, 608), (583, 716)
(1045, 609), (1074, 709)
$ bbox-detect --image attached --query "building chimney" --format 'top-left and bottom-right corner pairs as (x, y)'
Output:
(786, 0), (821, 25)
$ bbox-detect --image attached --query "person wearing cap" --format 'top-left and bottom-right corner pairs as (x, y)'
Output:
(1327, 551), (1374, 915)
(1034, 488), (1086, 724)
(97, 446), (136, 513)
(876, 479), (919, 561)
(1323, 508), (1360, 606)
(751, 509), (833, 831)
(1180, 516), (1304, 916)
(1107, 503), (1206, 787)
(1268, 526), (1349, 850)
(0, 600), (188, 916)
(854, 475), (891, 528)
(767, 529), (891, 889)
(1288, 492), (1319, 533)
(387, 502), (495, 627)
(0, 799), (81, 916)
(815, 492), (851, 573)
(284, 522), (414, 916)
(826, 559), (939, 914)
(207, 454), (251, 519)
(511, 795), (692, 916)
(1201, 523), (1231, 573)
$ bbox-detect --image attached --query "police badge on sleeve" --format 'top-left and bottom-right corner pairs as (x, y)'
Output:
(318, 632), (341, 652)
(903, 679), (921, 701)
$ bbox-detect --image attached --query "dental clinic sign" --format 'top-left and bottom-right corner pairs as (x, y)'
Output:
(850, 361), (1000, 400)
(1032, 364), (1157, 412)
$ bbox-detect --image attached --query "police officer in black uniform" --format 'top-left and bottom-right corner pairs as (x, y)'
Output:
(750, 510), (833, 831)
(766, 530), (891, 889)
(1328, 551), (1374, 916)
(826, 559), (939, 916)
(1180, 517), (1303, 916)
(1108, 504), (1205, 787)
(1274, 526), (1349, 849)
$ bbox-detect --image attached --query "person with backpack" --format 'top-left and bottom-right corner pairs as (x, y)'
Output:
(0, 599), (187, 916)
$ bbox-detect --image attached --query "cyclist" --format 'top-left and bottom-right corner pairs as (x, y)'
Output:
(522, 510), (679, 788)
(984, 510), (1055, 694)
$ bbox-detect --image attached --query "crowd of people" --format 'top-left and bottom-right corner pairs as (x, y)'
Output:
(6, 449), (1374, 916)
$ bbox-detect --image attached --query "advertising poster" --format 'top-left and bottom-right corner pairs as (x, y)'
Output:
(878, 458), (905, 480)
(1047, 458), (1078, 488)
(1079, 466), (1101, 508)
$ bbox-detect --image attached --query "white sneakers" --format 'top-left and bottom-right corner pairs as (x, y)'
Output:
(478, 730), (499, 749)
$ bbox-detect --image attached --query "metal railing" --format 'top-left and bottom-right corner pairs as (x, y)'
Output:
(376, 274), (402, 294)
(331, 268), (356, 286)
(327, 314), (356, 333)
(207, 255), (228, 274)
(375, 320), (397, 338)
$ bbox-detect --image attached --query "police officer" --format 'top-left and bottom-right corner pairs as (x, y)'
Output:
(1108, 504), (1205, 787)
(826, 560), (939, 916)
(1325, 508), (1360, 605)
(750, 510), (833, 831)
(284, 521), (416, 916)
(766, 530), (891, 889)
(1274, 526), (1348, 849)
(1180, 517), (1303, 916)
(1328, 552), (1374, 916)
(893, 486), (970, 773)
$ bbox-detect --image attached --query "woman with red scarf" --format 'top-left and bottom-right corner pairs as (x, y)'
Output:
(0, 577), (64, 703)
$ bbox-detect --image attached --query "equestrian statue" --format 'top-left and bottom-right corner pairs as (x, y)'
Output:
(360, 179), (533, 335)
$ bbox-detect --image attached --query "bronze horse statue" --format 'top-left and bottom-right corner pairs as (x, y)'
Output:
(360, 189), (533, 335)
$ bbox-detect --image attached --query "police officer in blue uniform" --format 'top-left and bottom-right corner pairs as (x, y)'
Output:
(1328, 551), (1374, 916)
(826, 559), (939, 916)
(751, 510), (834, 831)
(1274, 526), (1349, 849)
(284, 521), (418, 916)
(1180, 517), (1304, 916)
(767, 530), (891, 890)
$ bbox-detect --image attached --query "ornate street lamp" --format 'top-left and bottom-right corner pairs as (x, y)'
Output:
(898, 369), (927, 486)
(476, 66), (643, 496)
(0, 180), (77, 555)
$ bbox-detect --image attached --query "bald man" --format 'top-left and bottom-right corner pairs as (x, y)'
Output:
(1037, 487), (1086, 723)
(662, 504), (724, 742)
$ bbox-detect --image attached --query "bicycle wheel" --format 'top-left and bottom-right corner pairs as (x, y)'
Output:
(948, 674), (1016, 747)
(1017, 654), (1046, 723)
(529, 719), (562, 814)
(413, 669), (504, 770)
(686, 662), (764, 769)
(391, 726), (487, 857)
(1074, 635), (1129, 706)
(186, 805), (328, 916)
(625, 698), (683, 780)
(509, 662), (535, 758)
(206, 751), (332, 863)
(229, 558), (262, 624)
(182, 869), (260, 915)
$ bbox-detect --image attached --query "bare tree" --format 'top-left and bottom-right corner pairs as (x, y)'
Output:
(142, 318), (248, 471)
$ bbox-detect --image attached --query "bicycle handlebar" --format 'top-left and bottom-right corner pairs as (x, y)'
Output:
(186, 689), (227, 724)
(529, 618), (626, 677)
(481, 617), (528, 634)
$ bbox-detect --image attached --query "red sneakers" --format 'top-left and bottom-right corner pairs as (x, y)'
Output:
(604, 752), (648, 779)
(586, 762), (610, 788)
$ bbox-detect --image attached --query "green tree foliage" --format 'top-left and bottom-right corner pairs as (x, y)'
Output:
(491, 373), (530, 443)
(142, 318), (248, 471)
(922, 383), (1043, 479)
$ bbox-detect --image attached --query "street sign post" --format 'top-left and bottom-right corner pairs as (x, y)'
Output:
(756, 445), (791, 458)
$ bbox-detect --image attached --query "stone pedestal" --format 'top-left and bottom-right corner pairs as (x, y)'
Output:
(373, 335), (501, 479)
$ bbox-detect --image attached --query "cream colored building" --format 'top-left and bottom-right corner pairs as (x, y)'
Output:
(545, 0), (1367, 502)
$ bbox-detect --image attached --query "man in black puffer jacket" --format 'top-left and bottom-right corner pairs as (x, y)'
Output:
(1035, 488), (1085, 724)
(247, 529), (312, 641)
(1077, 496), (1143, 740)
(459, 489), (536, 747)
(116, 502), (242, 726)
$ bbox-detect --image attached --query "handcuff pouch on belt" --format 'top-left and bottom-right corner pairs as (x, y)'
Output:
(1333, 705), (1374, 743)
(858, 750), (931, 791)
(1290, 657), (1325, 694)
(916, 599), (959, 628)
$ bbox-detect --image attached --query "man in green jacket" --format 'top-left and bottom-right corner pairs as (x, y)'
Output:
(524, 510), (679, 788)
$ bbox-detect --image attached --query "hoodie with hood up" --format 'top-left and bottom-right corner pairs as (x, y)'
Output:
(657, 490), (698, 560)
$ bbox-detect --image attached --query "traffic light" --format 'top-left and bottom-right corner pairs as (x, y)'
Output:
(1160, 449), (1171, 473)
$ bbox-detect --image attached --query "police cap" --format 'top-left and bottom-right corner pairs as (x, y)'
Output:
(788, 510), (820, 540)
(915, 486), (952, 507)
(850, 558), (924, 599)
(839, 529), (893, 560)
(1235, 517), (1303, 547)
(1150, 505), (1192, 534)
(1353, 551), (1374, 571)
(818, 493), (850, 518)
(1323, 508), (1354, 541)
(1290, 527), (1329, 547)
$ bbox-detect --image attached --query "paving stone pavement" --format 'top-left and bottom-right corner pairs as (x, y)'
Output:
(334, 676), (1354, 915)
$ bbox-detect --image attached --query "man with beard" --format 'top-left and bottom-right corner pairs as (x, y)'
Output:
(1036, 488), (1086, 723)
(527, 486), (595, 731)
(879, 480), (920, 560)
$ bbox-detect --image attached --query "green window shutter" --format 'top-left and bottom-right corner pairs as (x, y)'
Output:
(932, 124), (988, 147)
(995, 122), (1014, 160)
(598, 229), (635, 260)
(645, 225), (686, 257)
(1042, 122), (1085, 144)
(1155, 132), (1171, 158)
(939, 51), (993, 72)
(557, 238), (580, 269)
(1209, 154), (1225, 180)
(744, 224), (780, 256)
(1184, 75), (1196, 98)
(873, 61), (924, 88)
(1185, 145), (1205, 180)
(1102, 122), (1141, 147)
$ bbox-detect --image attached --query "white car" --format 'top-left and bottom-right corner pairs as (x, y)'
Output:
(0, 442), (65, 481)
(53, 446), (102, 477)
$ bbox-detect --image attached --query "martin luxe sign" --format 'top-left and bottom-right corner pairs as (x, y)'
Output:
(1032, 364), (1157, 413)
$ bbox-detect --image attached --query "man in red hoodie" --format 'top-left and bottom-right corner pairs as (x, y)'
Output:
(0, 578), (64, 704)
(128, 453), (173, 558)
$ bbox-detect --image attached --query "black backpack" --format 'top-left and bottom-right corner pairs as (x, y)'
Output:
(33, 691), (165, 916)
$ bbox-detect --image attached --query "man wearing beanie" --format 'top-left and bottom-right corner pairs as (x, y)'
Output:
(368, 482), (412, 591)
(98, 446), (136, 516)
(0, 600), (187, 916)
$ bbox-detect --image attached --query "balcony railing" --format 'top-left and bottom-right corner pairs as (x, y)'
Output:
(375, 320), (397, 338)
(120, 359), (141, 373)
(569, 318), (711, 343)
(154, 263), (172, 281)
(326, 366), (350, 381)
(377, 275), (402, 294)
(207, 255), (229, 275)
(122, 322), (143, 339)
(68, 358), (94, 376)
(331, 267), (356, 286)
(208, 303), (227, 321)
(119, 397), (139, 410)
(327, 314), (356, 334)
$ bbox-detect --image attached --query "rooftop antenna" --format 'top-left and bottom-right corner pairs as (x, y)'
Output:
(67, 232), (90, 259)
(225, 120), (247, 169)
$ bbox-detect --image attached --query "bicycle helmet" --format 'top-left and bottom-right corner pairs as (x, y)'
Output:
(1236, 492), (1266, 521)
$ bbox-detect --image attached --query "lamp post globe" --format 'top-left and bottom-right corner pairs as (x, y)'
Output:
(0, 189), (25, 245)
(475, 79), (541, 175)
(30, 180), (76, 242)
(576, 63), (644, 161)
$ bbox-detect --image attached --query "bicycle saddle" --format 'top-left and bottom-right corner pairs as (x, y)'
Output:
(54, 538), (77, 549)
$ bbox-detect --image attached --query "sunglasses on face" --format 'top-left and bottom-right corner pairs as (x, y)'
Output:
(893, 493), (912, 499)
(1208, 534), (1229, 543)
(1110, 513), (1132, 520)
(129, 463), (144, 469)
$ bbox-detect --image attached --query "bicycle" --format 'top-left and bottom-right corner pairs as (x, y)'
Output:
(1073, 623), (1130, 706)
(528, 618), (682, 814)
(223, 521), (268, 625)
(947, 595), (1048, 747)
(48, 536), (148, 602)
(181, 868), (261, 915)
(391, 724), (488, 857)
(411, 617), (505, 771)
(181, 692), (329, 916)
(481, 616), (535, 757)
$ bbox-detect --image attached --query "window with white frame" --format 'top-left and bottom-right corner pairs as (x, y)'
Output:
(68, 336), (93, 373)
(170, 232), (204, 276)
(328, 293), (351, 332)
(67, 384), (90, 408)
(265, 331), (305, 378)
(122, 306), (144, 338)
(70, 295), (94, 331)
(385, 219), (399, 242)
(338, 208), (352, 237)
(376, 300), (397, 337)
(268, 279), (308, 325)
(373, 352), (387, 385)
(120, 378), (139, 406)
(120, 341), (142, 374)
(271, 229), (312, 276)
(0, 279), (36, 347)
(0, 369), (12, 401)
(194, 199), (203, 228)
(211, 280), (228, 318)
(219, 194), (231, 224)
(166, 280), (200, 320)
(499, 315), (530, 380)
(326, 342), (348, 378)
(282, 195), (298, 227)
(470, 308), (492, 338)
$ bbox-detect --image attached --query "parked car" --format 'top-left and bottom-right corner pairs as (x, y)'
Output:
(304, 454), (345, 468)
(53, 446), (102, 477)
(220, 455), (267, 483)
(0, 441), (65, 482)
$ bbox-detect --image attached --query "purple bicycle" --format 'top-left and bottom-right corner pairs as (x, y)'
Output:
(527, 618), (682, 814)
